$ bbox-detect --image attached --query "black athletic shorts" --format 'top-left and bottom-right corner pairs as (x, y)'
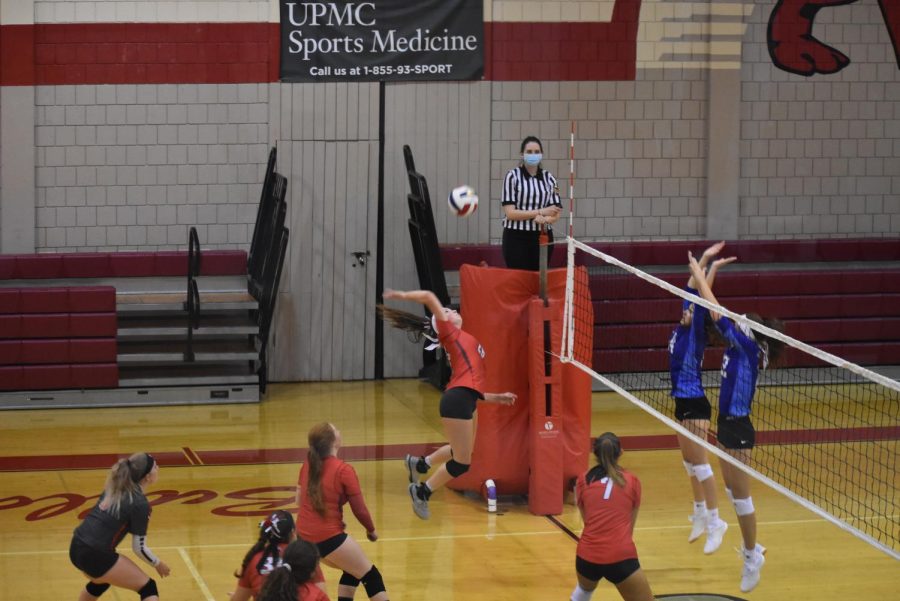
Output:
(69, 536), (119, 579)
(674, 396), (712, 421)
(439, 386), (481, 420)
(315, 532), (348, 558)
(575, 556), (641, 585)
(717, 414), (755, 450)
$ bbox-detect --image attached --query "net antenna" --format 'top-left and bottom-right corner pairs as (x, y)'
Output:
(561, 236), (900, 560)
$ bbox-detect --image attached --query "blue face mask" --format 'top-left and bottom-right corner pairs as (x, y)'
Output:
(523, 153), (542, 167)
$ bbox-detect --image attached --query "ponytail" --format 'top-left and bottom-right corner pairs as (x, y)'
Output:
(587, 432), (625, 487)
(257, 539), (320, 601)
(101, 452), (153, 517)
(746, 313), (786, 369)
(377, 305), (433, 343)
(306, 423), (336, 518)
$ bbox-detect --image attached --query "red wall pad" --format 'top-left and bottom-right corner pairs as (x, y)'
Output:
(447, 265), (593, 515)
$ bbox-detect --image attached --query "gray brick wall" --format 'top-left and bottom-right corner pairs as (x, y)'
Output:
(739, 3), (900, 238)
(490, 73), (708, 242)
(34, 83), (270, 251)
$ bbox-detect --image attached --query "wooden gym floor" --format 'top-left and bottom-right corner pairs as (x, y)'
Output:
(0, 380), (896, 601)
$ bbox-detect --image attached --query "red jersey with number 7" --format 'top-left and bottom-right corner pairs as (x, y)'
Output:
(434, 318), (486, 395)
(575, 468), (641, 564)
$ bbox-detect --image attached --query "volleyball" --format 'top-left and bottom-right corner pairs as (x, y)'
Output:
(448, 185), (478, 217)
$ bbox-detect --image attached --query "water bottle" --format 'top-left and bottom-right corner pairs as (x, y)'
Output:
(485, 479), (497, 512)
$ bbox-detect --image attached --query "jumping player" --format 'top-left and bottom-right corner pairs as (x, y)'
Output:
(571, 432), (654, 601)
(68, 452), (170, 601)
(669, 241), (733, 553)
(231, 510), (326, 601)
(257, 539), (330, 601)
(296, 423), (388, 601)
(688, 252), (785, 593)
(379, 288), (517, 520)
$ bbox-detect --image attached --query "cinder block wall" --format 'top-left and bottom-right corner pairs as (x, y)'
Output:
(34, 83), (270, 250)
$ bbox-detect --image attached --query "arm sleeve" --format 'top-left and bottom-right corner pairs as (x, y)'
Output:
(501, 169), (517, 206)
(340, 466), (376, 532)
(434, 317), (460, 344)
(548, 173), (562, 206)
(131, 534), (160, 567)
(717, 317), (740, 348)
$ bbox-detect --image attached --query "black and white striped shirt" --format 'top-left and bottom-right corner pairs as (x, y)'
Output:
(501, 165), (562, 232)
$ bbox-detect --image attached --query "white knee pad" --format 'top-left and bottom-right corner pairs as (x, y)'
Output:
(682, 460), (694, 477)
(733, 496), (755, 516)
(692, 463), (714, 482)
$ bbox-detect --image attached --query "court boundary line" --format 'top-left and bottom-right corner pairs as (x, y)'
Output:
(178, 546), (216, 601)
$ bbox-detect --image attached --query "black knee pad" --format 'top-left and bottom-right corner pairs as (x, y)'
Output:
(86, 582), (110, 597)
(138, 578), (158, 600)
(361, 565), (386, 598)
(446, 459), (470, 478)
(339, 571), (361, 587)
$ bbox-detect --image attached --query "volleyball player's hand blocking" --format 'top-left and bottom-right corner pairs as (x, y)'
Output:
(485, 392), (517, 405)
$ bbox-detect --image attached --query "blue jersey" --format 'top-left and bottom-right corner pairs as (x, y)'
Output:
(717, 316), (762, 417)
(669, 287), (708, 399)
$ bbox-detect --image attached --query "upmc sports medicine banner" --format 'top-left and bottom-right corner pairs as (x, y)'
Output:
(280, 1), (484, 82)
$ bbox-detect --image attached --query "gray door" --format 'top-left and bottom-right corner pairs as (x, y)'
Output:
(269, 140), (378, 381)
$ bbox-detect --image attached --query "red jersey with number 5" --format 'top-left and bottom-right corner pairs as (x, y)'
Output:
(575, 468), (641, 564)
(435, 318), (486, 395)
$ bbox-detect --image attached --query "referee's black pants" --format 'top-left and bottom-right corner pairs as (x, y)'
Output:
(502, 228), (554, 271)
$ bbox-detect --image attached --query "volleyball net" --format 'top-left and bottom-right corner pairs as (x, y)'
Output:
(559, 236), (900, 559)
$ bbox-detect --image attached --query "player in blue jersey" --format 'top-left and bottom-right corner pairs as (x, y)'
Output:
(668, 241), (733, 554)
(688, 253), (785, 593)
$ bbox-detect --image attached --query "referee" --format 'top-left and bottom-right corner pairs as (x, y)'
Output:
(501, 135), (563, 271)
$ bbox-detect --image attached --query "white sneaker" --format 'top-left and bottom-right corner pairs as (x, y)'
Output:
(404, 454), (420, 484)
(739, 544), (766, 593)
(703, 519), (728, 554)
(688, 512), (707, 543)
(408, 483), (430, 520)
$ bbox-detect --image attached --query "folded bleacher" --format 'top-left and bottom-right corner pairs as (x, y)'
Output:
(0, 147), (288, 408)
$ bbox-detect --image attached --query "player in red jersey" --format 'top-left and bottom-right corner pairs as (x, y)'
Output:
(296, 423), (388, 601)
(257, 539), (330, 601)
(379, 289), (517, 520)
(571, 433), (654, 601)
(231, 510), (326, 601)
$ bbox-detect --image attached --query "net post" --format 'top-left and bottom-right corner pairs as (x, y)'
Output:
(538, 227), (548, 304)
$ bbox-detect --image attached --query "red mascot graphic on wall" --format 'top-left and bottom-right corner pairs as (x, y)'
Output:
(768, 0), (900, 75)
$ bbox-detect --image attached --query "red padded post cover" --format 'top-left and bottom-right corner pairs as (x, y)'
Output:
(447, 264), (593, 506)
(527, 298), (563, 515)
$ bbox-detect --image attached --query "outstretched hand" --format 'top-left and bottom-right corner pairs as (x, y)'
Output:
(688, 251), (704, 276)
(702, 240), (726, 260)
(711, 256), (737, 269)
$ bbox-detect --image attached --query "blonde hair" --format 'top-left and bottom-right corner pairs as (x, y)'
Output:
(100, 452), (153, 517)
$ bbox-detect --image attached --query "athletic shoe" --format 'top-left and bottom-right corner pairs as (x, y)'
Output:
(408, 483), (430, 520)
(404, 454), (419, 484)
(739, 544), (766, 593)
(703, 519), (728, 554)
(688, 511), (707, 543)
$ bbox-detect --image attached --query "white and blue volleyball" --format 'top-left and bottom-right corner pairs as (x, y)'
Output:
(448, 185), (478, 217)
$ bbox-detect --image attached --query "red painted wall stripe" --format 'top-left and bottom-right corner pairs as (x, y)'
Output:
(0, 11), (640, 86)
(1, 426), (896, 472)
